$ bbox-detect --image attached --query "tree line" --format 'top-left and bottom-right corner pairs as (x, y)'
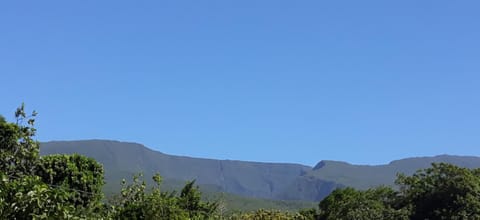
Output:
(2, 105), (480, 219)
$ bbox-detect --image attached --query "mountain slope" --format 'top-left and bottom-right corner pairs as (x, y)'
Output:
(307, 155), (480, 189)
(40, 140), (311, 199)
(40, 140), (480, 202)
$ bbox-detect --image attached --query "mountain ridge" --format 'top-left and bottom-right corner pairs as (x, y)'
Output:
(43, 139), (312, 167)
(40, 139), (480, 201)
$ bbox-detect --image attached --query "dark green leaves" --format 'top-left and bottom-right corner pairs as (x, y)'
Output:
(36, 154), (105, 208)
(318, 163), (480, 220)
(396, 163), (480, 220)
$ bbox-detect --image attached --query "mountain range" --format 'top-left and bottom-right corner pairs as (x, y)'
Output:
(40, 140), (480, 202)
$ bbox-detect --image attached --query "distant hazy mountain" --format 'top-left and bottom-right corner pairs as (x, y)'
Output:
(307, 155), (480, 190)
(40, 140), (480, 201)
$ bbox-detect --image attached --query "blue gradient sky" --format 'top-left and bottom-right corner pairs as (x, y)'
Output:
(1, 1), (479, 166)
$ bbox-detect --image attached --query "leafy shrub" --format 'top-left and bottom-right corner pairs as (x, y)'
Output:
(0, 173), (76, 219)
(111, 173), (217, 220)
(36, 154), (104, 208)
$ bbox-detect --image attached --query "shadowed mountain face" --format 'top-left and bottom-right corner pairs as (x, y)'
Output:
(40, 140), (480, 201)
(40, 140), (316, 200)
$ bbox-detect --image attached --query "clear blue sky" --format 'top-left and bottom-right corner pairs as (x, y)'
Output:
(1, 1), (479, 166)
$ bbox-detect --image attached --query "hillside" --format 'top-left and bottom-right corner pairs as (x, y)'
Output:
(40, 140), (480, 202)
(307, 155), (480, 189)
(40, 140), (313, 200)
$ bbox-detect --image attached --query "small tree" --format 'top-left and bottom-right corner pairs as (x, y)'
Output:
(0, 104), (106, 219)
(0, 103), (39, 177)
(178, 180), (218, 218)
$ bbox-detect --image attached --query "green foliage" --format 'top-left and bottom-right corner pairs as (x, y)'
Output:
(0, 105), (105, 219)
(36, 154), (105, 208)
(0, 173), (77, 219)
(226, 209), (313, 220)
(318, 187), (408, 220)
(396, 163), (480, 220)
(317, 163), (480, 220)
(0, 103), (39, 177)
(110, 173), (182, 219)
(179, 180), (218, 218)
(202, 191), (316, 215)
(297, 208), (318, 220)
(111, 173), (217, 219)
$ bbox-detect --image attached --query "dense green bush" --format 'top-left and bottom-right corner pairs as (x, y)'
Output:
(36, 154), (104, 208)
(318, 187), (409, 220)
(396, 163), (480, 220)
(0, 173), (76, 219)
